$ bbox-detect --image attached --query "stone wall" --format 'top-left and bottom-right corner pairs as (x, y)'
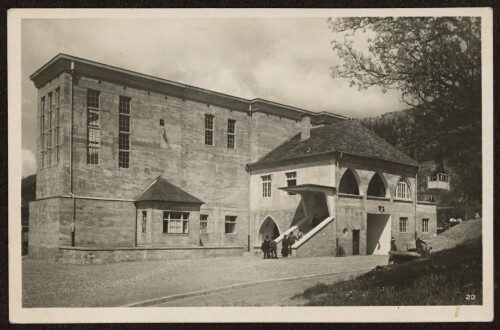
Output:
(57, 246), (244, 265)
(73, 199), (136, 247)
(293, 218), (336, 258)
(29, 198), (62, 258)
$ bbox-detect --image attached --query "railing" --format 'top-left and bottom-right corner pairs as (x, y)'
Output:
(291, 216), (335, 249)
(274, 217), (307, 244)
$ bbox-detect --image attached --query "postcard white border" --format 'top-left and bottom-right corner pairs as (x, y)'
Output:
(8, 7), (494, 323)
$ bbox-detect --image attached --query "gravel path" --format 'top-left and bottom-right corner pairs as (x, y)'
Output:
(23, 255), (388, 307)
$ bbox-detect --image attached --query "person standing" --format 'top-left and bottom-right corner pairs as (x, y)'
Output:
(288, 232), (297, 256)
(269, 239), (278, 259)
(261, 236), (270, 259)
(297, 229), (303, 240)
(311, 214), (320, 227)
(281, 234), (289, 257)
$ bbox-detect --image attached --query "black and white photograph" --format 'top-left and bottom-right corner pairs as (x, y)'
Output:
(8, 8), (493, 323)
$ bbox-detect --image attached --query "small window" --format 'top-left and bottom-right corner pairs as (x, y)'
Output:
(225, 216), (237, 234)
(422, 218), (429, 233)
(205, 114), (214, 146)
(159, 118), (165, 126)
(396, 178), (411, 199)
(227, 119), (236, 149)
(163, 212), (189, 234)
(55, 87), (61, 107)
(87, 89), (100, 108)
(200, 214), (208, 234)
(141, 210), (147, 233)
(262, 175), (272, 197)
(399, 217), (408, 233)
(286, 172), (297, 195)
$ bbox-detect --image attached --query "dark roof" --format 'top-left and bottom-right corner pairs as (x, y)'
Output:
(135, 177), (204, 204)
(251, 120), (419, 168)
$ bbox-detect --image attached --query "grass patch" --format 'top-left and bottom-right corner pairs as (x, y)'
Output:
(298, 239), (482, 306)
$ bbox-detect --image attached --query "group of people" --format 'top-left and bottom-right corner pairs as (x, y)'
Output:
(261, 230), (303, 259)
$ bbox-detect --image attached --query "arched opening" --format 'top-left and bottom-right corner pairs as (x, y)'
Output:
(258, 216), (280, 242)
(367, 173), (387, 197)
(395, 177), (411, 199)
(339, 169), (360, 195)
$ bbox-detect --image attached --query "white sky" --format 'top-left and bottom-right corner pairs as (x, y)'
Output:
(21, 17), (406, 177)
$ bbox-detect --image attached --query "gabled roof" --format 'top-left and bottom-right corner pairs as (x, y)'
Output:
(250, 120), (419, 168)
(135, 176), (204, 204)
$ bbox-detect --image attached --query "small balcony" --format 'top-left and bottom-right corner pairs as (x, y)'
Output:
(427, 173), (450, 190)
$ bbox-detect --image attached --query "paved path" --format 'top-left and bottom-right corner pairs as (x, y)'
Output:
(23, 255), (388, 307)
(150, 269), (371, 307)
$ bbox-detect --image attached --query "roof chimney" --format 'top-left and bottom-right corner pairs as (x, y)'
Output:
(300, 114), (311, 141)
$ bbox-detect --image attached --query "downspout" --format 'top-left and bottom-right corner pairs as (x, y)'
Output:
(246, 103), (252, 252)
(335, 152), (343, 248)
(70, 61), (75, 247)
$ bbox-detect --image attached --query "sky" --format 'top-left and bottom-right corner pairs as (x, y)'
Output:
(21, 17), (406, 177)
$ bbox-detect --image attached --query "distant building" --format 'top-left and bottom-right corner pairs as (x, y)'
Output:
(28, 54), (436, 263)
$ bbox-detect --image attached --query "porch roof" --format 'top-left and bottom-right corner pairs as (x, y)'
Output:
(135, 176), (204, 204)
(278, 184), (336, 194)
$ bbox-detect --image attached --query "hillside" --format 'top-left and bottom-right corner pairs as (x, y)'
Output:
(428, 219), (482, 252)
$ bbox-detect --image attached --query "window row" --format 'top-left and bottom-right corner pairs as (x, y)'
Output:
(204, 114), (237, 149)
(399, 218), (430, 233)
(40, 88), (61, 168)
(140, 212), (237, 235)
(86, 90), (131, 168)
(261, 172), (297, 198)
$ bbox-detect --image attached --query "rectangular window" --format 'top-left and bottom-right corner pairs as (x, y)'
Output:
(286, 172), (297, 195)
(141, 210), (147, 233)
(399, 217), (408, 233)
(163, 212), (189, 234)
(205, 114), (214, 146)
(200, 214), (208, 234)
(118, 96), (131, 168)
(87, 90), (100, 164)
(227, 119), (236, 149)
(40, 97), (46, 167)
(422, 218), (429, 233)
(396, 180), (410, 199)
(262, 175), (272, 197)
(55, 88), (61, 163)
(225, 216), (237, 234)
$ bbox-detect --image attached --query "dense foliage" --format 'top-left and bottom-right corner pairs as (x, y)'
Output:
(329, 17), (482, 207)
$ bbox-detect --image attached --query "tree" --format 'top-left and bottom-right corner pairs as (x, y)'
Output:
(328, 17), (482, 207)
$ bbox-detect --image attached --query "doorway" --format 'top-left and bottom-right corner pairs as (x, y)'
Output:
(352, 230), (360, 255)
(366, 214), (391, 255)
(258, 216), (280, 242)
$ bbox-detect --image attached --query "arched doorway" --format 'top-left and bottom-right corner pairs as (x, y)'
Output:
(258, 216), (280, 242)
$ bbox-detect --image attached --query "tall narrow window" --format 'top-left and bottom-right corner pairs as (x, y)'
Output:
(225, 216), (237, 234)
(200, 214), (208, 233)
(40, 96), (46, 167)
(141, 210), (147, 233)
(262, 175), (272, 197)
(399, 217), (408, 233)
(55, 88), (61, 164)
(205, 114), (214, 146)
(422, 218), (429, 233)
(396, 178), (411, 199)
(227, 119), (235, 149)
(87, 89), (100, 164)
(119, 96), (131, 168)
(163, 212), (189, 234)
(286, 172), (297, 195)
(47, 92), (53, 166)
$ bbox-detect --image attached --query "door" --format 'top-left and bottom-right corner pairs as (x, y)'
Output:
(353, 230), (360, 255)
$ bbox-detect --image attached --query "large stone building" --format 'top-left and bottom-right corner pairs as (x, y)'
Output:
(28, 54), (436, 263)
